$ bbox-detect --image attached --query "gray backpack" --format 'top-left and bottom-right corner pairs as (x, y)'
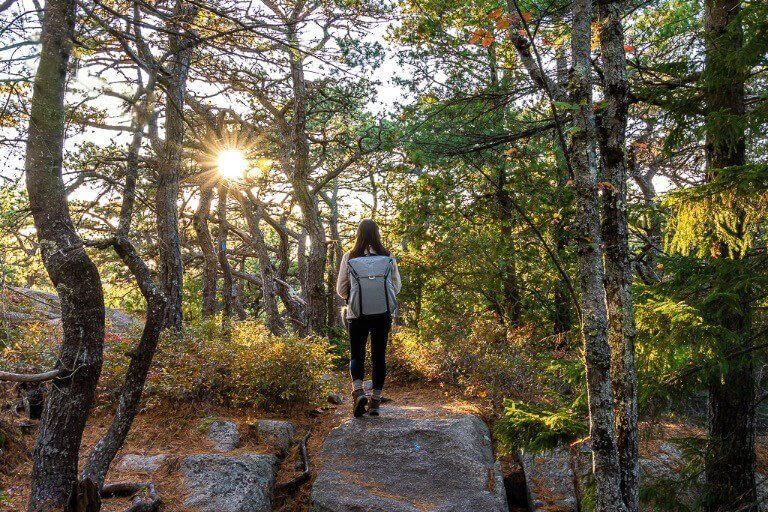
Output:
(347, 255), (397, 319)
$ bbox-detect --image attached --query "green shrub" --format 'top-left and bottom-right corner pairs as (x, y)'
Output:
(494, 399), (587, 454)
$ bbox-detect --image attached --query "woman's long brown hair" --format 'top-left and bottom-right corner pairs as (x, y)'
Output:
(349, 219), (390, 259)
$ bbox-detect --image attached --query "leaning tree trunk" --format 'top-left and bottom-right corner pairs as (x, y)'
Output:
(82, 237), (167, 489)
(193, 184), (218, 318)
(570, 0), (627, 511)
(596, 0), (639, 509)
(156, 0), (195, 330)
(702, 1), (755, 510)
(24, 0), (106, 509)
(81, 102), (169, 489)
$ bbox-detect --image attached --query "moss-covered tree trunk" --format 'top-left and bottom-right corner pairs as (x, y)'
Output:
(596, 0), (639, 509)
(24, 0), (105, 509)
(570, 0), (627, 510)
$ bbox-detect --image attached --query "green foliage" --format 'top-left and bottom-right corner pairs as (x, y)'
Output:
(494, 399), (587, 453)
(664, 164), (768, 258)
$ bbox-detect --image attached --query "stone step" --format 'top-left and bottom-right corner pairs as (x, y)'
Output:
(310, 405), (508, 512)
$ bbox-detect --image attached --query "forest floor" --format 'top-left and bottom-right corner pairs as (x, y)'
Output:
(0, 376), (501, 512)
(4, 374), (768, 511)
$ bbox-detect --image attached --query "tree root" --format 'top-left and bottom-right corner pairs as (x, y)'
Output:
(275, 432), (311, 494)
(100, 482), (161, 512)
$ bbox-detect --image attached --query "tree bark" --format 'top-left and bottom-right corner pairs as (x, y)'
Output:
(596, 0), (639, 509)
(216, 183), (238, 330)
(24, 0), (106, 509)
(81, 236), (167, 489)
(156, 0), (195, 330)
(324, 184), (344, 328)
(233, 189), (284, 335)
(702, 1), (755, 510)
(193, 184), (218, 318)
(570, 0), (627, 510)
(287, 23), (327, 335)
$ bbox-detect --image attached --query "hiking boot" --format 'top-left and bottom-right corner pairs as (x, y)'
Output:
(352, 389), (367, 418)
(367, 397), (381, 416)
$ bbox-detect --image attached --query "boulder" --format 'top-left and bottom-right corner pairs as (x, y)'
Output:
(206, 420), (240, 452)
(117, 454), (168, 473)
(180, 453), (278, 512)
(518, 445), (578, 512)
(256, 419), (295, 452)
(310, 406), (508, 512)
(7, 287), (140, 332)
(519, 440), (768, 512)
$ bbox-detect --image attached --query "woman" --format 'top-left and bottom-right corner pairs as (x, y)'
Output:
(336, 219), (401, 417)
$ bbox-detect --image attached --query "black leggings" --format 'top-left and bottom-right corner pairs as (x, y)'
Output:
(348, 313), (392, 390)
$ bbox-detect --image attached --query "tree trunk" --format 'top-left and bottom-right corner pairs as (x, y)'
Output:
(702, 1), (755, 510)
(570, 0), (627, 510)
(287, 24), (327, 335)
(193, 184), (218, 318)
(491, 46), (523, 327)
(82, 237), (167, 489)
(325, 184), (344, 328)
(216, 184), (241, 331)
(596, 0), (639, 509)
(24, 0), (106, 509)
(233, 189), (284, 335)
(156, 0), (195, 330)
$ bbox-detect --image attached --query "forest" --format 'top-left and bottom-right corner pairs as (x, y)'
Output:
(0, 0), (766, 510)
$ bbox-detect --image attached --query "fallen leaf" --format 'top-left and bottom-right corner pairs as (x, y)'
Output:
(482, 35), (495, 47)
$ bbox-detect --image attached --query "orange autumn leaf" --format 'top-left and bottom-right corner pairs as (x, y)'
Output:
(518, 28), (527, 37)
(521, 11), (533, 22)
(504, 147), (518, 155)
(481, 35), (495, 47)
(624, 44), (635, 52)
(488, 6), (504, 19)
(496, 18), (511, 29)
(468, 29), (485, 45)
